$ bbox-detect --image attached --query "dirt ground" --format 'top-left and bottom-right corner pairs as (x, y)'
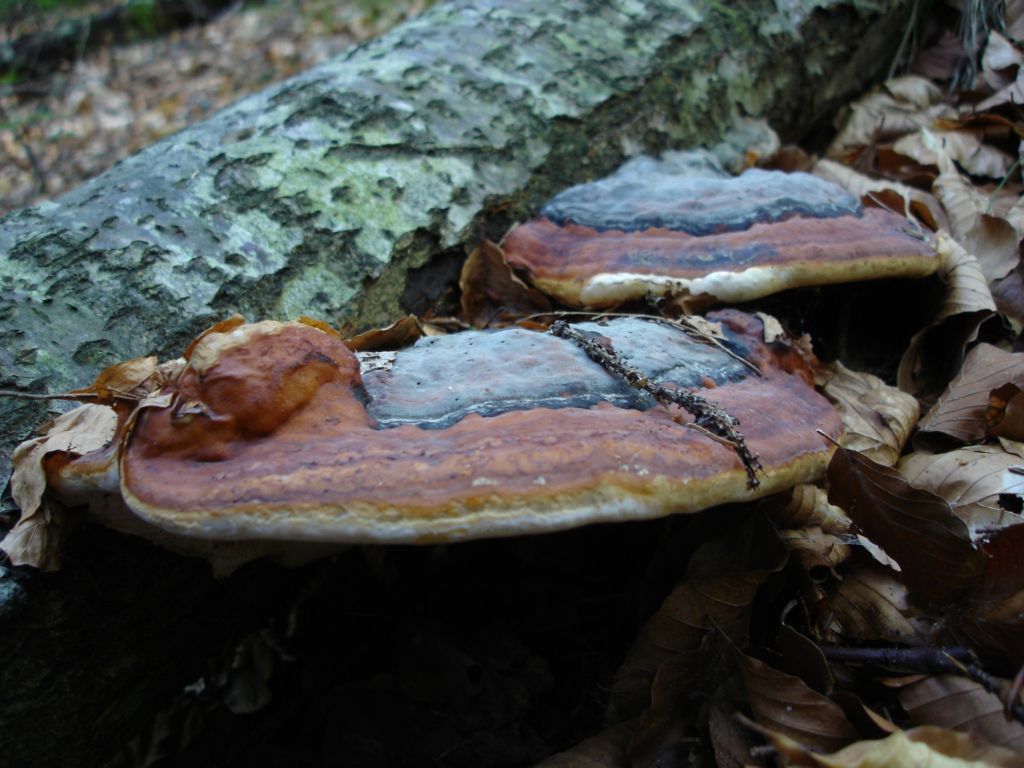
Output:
(0, 0), (426, 215)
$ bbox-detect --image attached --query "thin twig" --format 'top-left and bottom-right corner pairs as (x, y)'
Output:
(549, 320), (762, 489)
(820, 645), (1024, 726)
(521, 309), (762, 375)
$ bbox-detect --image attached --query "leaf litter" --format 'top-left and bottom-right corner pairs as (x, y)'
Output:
(7, 3), (1024, 766)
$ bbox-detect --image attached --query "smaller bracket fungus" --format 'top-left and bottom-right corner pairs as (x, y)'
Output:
(3, 312), (841, 568)
(501, 152), (940, 308)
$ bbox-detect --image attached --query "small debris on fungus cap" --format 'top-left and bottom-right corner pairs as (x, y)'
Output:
(501, 151), (940, 308)
(9, 311), (842, 566)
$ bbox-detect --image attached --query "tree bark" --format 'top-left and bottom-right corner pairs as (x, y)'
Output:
(0, 0), (917, 764)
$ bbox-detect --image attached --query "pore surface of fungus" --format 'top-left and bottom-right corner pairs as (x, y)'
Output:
(501, 152), (939, 308)
(67, 311), (843, 547)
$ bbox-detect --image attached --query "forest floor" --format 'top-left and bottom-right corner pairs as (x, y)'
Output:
(0, 0), (426, 214)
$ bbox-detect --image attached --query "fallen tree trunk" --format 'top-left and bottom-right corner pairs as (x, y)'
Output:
(0, 0), (917, 764)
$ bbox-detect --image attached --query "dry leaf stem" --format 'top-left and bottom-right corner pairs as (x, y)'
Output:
(549, 320), (763, 488)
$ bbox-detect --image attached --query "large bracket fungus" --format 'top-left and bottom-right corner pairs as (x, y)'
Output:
(3, 311), (841, 569)
(501, 153), (940, 308)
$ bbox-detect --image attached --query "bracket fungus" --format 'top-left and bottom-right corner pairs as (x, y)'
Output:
(3, 311), (841, 569)
(501, 152), (940, 308)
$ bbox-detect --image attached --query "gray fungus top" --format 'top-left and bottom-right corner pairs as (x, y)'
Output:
(361, 318), (751, 429)
(541, 154), (862, 235)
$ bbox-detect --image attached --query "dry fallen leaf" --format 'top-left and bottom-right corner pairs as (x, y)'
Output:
(927, 133), (1020, 283)
(893, 129), (1014, 179)
(916, 343), (1024, 447)
(820, 361), (919, 466)
(897, 445), (1024, 537)
(343, 315), (424, 352)
(738, 650), (859, 753)
(752, 722), (1024, 768)
(899, 675), (1024, 752)
(814, 565), (932, 645)
(898, 232), (996, 400)
(765, 484), (851, 535)
(607, 516), (786, 722)
(828, 76), (951, 159)
(0, 404), (119, 570)
(67, 356), (161, 402)
(459, 241), (552, 328)
(827, 445), (983, 605)
(813, 158), (948, 231)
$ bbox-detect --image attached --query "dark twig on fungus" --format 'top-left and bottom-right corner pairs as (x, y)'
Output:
(549, 320), (763, 489)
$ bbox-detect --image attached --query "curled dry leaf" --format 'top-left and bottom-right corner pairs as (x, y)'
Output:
(987, 382), (1024, 440)
(343, 315), (424, 352)
(459, 241), (552, 328)
(0, 404), (119, 570)
(532, 719), (636, 768)
(764, 484), (851, 535)
(827, 446), (983, 605)
(751, 722), (1024, 768)
(738, 651), (859, 753)
(607, 516), (786, 722)
(897, 445), (1024, 537)
(814, 565), (931, 645)
(982, 31), (1024, 90)
(966, 522), (1024, 664)
(898, 232), (996, 400)
(781, 527), (852, 575)
(813, 158), (947, 231)
(67, 356), (162, 402)
(899, 675), (1024, 752)
(827, 76), (950, 159)
(820, 361), (920, 466)
(916, 342), (1024, 447)
(892, 129), (1014, 179)
(928, 133), (1019, 283)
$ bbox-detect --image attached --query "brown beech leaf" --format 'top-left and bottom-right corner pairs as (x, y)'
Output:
(820, 361), (919, 466)
(738, 651), (859, 753)
(708, 694), (767, 768)
(898, 232), (996, 400)
(965, 523), (1024, 664)
(982, 31), (1024, 90)
(899, 675), (1024, 752)
(343, 315), (424, 352)
(628, 645), (717, 768)
(827, 76), (951, 158)
(977, 67), (1024, 111)
(826, 446), (983, 605)
(893, 130), (1014, 179)
(67, 356), (161, 402)
(897, 446), (1024, 537)
(0, 404), (119, 570)
(813, 159), (948, 231)
(780, 527), (851, 575)
(987, 383), (1024, 440)
(764, 484), (852, 535)
(929, 136), (1019, 283)
(607, 515), (786, 722)
(916, 343), (1024, 447)
(814, 565), (932, 645)
(460, 241), (552, 328)
(750, 722), (1024, 768)
(533, 719), (636, 768)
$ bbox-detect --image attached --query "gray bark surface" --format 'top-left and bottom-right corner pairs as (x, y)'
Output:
(0, 0), (915, 764)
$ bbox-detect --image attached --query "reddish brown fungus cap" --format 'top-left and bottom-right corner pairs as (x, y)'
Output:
(502, 153), (939, 308)
(111, 311), (842, 544)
